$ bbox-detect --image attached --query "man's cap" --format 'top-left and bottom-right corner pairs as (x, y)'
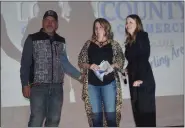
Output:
(43, 10), (58, 21)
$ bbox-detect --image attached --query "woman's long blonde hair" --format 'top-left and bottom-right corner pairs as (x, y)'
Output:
(125, 14), (144, 45)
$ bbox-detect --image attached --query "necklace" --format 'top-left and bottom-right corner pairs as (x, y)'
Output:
(96, 40), (108, 47)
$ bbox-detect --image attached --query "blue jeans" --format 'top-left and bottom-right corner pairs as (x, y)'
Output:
(28, 84), (63, 127)
(88, 80), (117, 127)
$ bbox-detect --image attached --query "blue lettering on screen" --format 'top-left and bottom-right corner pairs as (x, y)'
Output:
(150, 45), (184, 69)
(98, 1), (184, 34)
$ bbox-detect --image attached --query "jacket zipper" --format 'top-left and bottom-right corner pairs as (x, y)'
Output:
(54, 45), (57, 56)
(50, 41), (53, 83)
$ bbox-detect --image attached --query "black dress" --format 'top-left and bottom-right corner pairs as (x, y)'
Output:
(125, 31), (156, 127)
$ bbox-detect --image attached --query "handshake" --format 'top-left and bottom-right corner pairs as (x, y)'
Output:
(93, 60), (114, 82)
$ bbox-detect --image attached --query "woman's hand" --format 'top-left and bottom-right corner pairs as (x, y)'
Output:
(111, 63), (119, 69)
(123, 68), (128, 75)
(133, 80), (143, 87)
(89, 64), (100, 71)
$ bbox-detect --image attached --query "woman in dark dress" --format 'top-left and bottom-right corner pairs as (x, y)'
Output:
(124, 14), (156, 127)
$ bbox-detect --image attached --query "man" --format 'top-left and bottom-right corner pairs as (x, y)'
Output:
(20, 10), (82, 127)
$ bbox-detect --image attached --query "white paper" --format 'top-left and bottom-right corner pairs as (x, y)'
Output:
(93, 60), (114, 81)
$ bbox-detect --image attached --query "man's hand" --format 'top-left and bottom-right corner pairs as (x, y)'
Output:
(133, 80), (143, 87)
(78, 73), (85, 83)
(22, 85), (31, 98)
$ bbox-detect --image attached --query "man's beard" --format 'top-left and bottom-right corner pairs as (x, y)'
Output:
(45, 27), (55, 34)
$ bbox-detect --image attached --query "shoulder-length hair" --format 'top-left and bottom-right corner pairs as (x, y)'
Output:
(91, 18), (114, 41)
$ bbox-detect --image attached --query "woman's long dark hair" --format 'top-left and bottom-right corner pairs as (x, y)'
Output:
(125, 14), (144, 44)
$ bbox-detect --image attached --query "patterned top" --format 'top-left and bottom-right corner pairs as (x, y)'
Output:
(78, 39), (125, 127)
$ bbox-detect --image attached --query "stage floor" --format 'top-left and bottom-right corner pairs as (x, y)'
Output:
(1, 95), (184, 127)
